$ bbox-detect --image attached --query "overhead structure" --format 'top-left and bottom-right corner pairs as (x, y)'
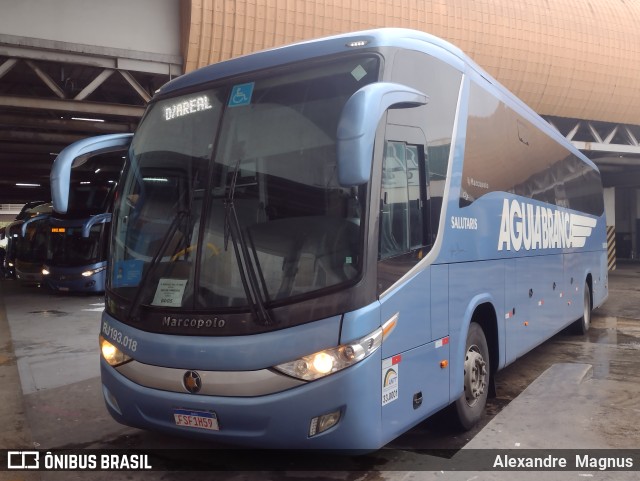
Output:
(181, 0), (640, 126)
(0, 0), (182, 204)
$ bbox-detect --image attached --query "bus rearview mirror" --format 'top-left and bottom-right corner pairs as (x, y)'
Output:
(336, 82), (428, 186)
(51, 133), (133, 214)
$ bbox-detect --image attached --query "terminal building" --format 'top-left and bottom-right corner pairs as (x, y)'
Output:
(1, 0), (639, 264)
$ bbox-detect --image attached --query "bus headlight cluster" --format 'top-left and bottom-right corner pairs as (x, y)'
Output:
(82, 266), (107, 277)
(99, 335), (132, 367)
(273, 327), (383, 381)
(42, 266), (50, 276)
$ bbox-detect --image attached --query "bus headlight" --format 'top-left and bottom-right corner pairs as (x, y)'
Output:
(273, 327), (383, 381)
(42, 266), (50, 276)
(82, 266), (107, 277)
(99, 335), (132, 367)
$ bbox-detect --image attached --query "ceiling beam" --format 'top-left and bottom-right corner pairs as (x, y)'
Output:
(119, 70), (152, 102)
(0, 113), (132, 133)
(0, 142), (67, 154)
(0, 95), (145, 117)
(0, 58), (18, 80)
(74, 69), (115, 101)
(0, 152), (54, 165)
(24, 60), (66, 99)
(0, 130), (85, 144)
(573, 141), (640, 155)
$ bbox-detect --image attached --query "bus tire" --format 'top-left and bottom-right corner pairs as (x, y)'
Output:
(453, 322), (490, 430)
(574, 281), (592, 335)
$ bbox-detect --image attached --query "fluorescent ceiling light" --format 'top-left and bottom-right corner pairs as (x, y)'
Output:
(72, 117), (105, 123)
(16, 183), (41, 187)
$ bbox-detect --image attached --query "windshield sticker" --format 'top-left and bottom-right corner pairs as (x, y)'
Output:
(351, 65), (367, 81)
(112, 259), (143, 288)
(164, 95), (213, 121)
(228, 82), (254, 107)
(152, 278), (188, 307)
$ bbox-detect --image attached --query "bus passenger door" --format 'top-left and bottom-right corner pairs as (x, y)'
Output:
(377, 125), (449, 441)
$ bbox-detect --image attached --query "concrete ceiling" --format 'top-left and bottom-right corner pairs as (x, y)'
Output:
(0, 53), (169, 204)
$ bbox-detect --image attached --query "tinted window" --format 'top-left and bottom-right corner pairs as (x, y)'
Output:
(460, 82), (604, 216)
(389, 49), (462, 240)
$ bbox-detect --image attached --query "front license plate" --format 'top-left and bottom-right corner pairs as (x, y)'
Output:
(174, 409), (219, 431)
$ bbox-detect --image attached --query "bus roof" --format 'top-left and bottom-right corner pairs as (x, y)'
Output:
(159, 28), (469, 96)
(156, 27), (598, 173)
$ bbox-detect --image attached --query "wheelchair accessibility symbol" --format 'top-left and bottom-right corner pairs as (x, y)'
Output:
(228, 82), (254, 107)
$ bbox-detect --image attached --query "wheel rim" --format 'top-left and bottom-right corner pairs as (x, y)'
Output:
(463, 344), (487, 407)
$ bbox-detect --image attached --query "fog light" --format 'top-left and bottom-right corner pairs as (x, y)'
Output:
(309, 410), (341, 437)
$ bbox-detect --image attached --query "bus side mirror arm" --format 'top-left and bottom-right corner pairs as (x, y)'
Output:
(20, 214), (50, 238)
(51, 133), (133, 214)
(336, 82), (428, 186)
(82, 213), (112, 238)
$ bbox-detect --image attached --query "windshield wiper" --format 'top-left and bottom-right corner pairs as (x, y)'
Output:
(223, 158), (275, 326)
(223, 158), (241, 251)
(125, 209), (188, 322)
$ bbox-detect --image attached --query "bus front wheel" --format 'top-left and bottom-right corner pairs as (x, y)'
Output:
(453, 322), (490, 430)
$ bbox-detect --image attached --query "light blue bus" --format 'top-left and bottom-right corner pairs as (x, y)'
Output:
(47, 143), (129, 293)
(52, 29), (607, 449)
(14, 203), (53, 285)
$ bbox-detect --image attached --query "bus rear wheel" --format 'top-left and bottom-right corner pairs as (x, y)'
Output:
(453, 322), (490, 430)
(573, 281), (592, 335)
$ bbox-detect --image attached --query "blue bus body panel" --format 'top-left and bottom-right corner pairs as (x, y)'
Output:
(101, 350), (383, 449)
(100, 308), (383, 449)
(46, 261), (107, 293)
(101, 312), (343, 371)
(101, 308), (454, 449)
(15, 262), (45, 284)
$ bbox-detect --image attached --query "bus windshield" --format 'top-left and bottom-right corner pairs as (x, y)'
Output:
(50, 224), (105, 267)
(110, 55), (379, 316)
(17, 219), (50, 264)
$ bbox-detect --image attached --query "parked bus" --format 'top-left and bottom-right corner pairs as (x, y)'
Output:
(15, 203), (53, 284)
(2, 202), (49, 279)
(44, 151), (125, 293)
(51, 29), (607, 449)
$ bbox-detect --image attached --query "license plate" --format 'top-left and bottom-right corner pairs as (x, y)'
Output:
(174, 409), (219, 431)
(58, 287), (69, 292)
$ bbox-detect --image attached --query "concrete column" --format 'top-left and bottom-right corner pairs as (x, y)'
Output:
(604, 187), (616, 269)
(635, 188), (640, 259)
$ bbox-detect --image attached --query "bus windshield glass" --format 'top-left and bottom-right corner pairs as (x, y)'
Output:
(17, 220), (49, 264)
(110, 55), (379, 315)
(50, 225), (104, 267)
